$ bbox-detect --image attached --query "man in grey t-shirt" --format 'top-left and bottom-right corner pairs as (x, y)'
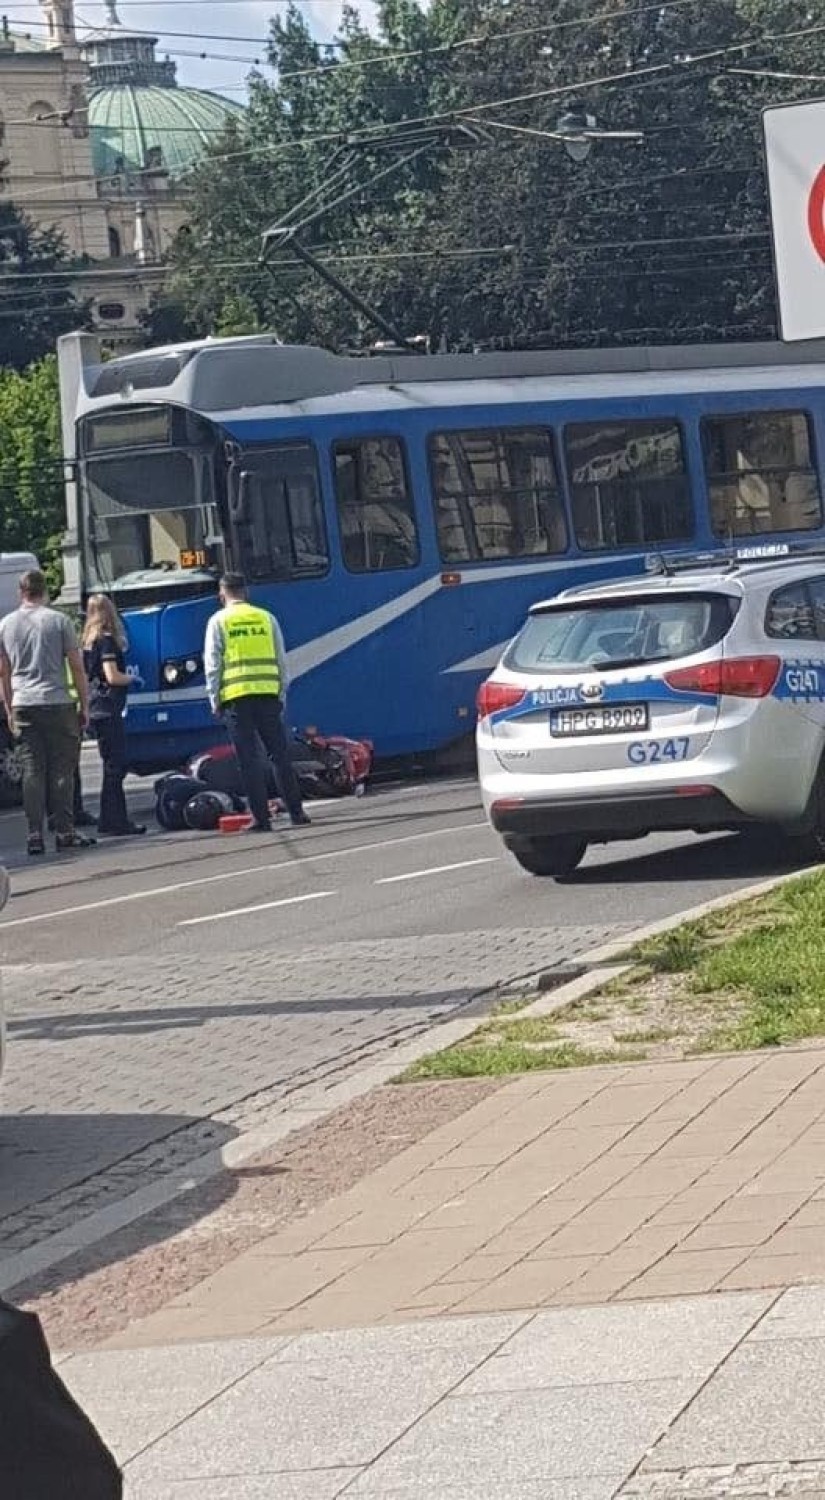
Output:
(0, 569), (93, 855)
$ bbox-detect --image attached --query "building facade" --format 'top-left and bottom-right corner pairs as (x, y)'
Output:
(0, 0), (242, 344)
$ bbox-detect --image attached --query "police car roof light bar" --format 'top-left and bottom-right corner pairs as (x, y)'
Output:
(644, 540), (825, 577)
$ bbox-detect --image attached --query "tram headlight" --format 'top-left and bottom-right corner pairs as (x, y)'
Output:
(162, 656), (202, 686)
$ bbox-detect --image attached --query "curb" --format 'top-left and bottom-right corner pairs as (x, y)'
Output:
(0, 982), (539, 1295)
(519, 861), (819, 1020)
(1, 861), (816, 1295)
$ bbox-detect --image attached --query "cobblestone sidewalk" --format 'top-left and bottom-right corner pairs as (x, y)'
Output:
(0, 923), (624, 1254)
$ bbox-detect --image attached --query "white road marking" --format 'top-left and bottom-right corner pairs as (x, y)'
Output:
(1, 821), (488, 929)
(375, 858), (496, 886)
(178, 890), (335, 928)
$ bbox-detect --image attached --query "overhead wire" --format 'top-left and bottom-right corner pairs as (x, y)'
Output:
(0, 140), (769, 207)
(8, 0), (696, 50)
(3, 0), (814, 87)
(134, 19), (825, 170)
(0, 224), (780, 316)
(0, 229), (776, 299)
(0, 0), (710, 76)
(0, 15), (819, 146)
(0, 7), (809, 321)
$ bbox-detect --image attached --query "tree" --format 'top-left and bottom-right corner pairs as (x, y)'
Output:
(0, 355), (65, 588)
(0, 204), (89, 371)
(422, 0), (776, 347)
(153, 0), (470, 348)
(214, 293), (266, 338)
(154, 0), (825, 351)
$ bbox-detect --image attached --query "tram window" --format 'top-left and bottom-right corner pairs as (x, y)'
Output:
(334, 438), (419, 572)
(429, 427), (566, 563)
(234, 444), (328, 581)
(702, 411), (822, 538)
(565, 419), (693, 550)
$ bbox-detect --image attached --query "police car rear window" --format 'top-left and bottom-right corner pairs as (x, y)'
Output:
(504, 592), (738, 676)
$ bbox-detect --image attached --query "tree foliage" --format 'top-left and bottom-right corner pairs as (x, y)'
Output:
(0, 205), (81, 585)
(0, 204), (88, 371)
(151, 0), (825, 350)
(0, 355), (64, 588)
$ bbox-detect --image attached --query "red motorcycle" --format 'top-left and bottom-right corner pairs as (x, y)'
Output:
(187, 729), (373, 802)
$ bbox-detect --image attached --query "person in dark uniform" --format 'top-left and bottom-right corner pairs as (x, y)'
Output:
(203, 573), (310, 834)
(82, 594), (146, 837)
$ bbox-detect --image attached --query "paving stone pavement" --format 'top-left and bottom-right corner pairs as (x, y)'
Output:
(52, 1289), (825, 1499)
(0, 923), (625, 1252)
(110, 1044), (825, 1346)
(618, 1465), (825, 1497)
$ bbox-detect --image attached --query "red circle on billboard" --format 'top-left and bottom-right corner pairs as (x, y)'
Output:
(809, 165), (825, 263)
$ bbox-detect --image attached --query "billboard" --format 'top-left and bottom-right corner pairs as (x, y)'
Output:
(763, 98), (825, 342)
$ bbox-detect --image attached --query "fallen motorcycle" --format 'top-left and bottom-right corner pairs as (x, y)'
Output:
(187, 730), (373, 802)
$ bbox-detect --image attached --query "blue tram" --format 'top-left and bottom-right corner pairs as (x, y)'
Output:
(57, 333), (825, 772)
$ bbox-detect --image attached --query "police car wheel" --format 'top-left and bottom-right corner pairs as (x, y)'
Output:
(773, 766), (825, 864)
(787, 761), (825, 863)
(809, 767), (825, 859)
(510, 837), (587, 879)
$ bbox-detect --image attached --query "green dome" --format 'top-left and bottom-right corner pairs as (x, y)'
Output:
(88, 83), (243, 179)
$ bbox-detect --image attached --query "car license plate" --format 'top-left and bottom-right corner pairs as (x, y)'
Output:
(550, 703), (649, 737)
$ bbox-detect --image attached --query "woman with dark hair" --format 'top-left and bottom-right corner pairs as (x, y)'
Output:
(82, 595), (146, 838)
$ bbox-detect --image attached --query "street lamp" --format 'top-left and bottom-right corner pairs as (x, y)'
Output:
(555, 106), (644, 162)
(556, 108), (598, 163)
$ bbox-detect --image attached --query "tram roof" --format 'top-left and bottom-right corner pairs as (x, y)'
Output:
(63, 333), (825, 422)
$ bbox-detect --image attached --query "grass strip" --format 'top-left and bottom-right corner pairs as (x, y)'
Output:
(398, 871), (825, 1082)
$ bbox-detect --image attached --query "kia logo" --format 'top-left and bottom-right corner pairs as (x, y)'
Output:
(580, 681), (605, 703)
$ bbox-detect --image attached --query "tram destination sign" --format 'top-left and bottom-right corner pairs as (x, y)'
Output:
(85, 407), (171, 453)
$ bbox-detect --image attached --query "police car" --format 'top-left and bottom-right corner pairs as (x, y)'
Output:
(477, 548), (825, 878)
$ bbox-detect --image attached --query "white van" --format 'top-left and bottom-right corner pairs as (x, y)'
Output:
(0, 552), (39, 806)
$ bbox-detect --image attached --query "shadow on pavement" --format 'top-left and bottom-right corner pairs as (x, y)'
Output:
(0, 1111), (239, 1294)
(569, 831), (813, 886)
(9, 988), (474, 1041)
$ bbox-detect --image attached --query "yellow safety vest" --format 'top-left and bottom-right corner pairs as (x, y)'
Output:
(217, 603), (282, 704)
(65, 659), (79, 703)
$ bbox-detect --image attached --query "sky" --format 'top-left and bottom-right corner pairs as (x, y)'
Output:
(7, 0), (381, 97)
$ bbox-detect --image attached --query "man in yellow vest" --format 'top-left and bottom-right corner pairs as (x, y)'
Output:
(204, 573), (310, 833)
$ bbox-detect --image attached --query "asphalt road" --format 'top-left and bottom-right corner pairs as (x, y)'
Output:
(0, 750), (799, 1265)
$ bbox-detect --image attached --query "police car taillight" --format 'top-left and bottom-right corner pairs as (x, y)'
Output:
(665, 656), (781, 699)
(476, 681), (526, 718)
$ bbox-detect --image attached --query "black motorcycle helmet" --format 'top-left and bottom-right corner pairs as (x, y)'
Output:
(190, 749), (249, 799)
(154, 774), (204, 831)
(183, 789), (236, 832)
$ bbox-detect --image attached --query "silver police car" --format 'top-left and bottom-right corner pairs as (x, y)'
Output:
(478, 553), (825, 878)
